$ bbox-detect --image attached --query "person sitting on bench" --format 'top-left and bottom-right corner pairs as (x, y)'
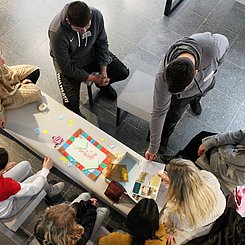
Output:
(161, 129), (245, 190)
(0, 147), (64, 219)
(0, 50), (42, 128)
(97, 198), (166, 245)
(35, 192), (109, 245)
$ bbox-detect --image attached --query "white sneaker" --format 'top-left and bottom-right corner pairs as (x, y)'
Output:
(47, 182), (64, 197)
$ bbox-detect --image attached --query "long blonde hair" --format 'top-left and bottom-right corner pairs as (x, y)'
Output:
(164, 159), (217, 227)
(36, 203), (84, 245)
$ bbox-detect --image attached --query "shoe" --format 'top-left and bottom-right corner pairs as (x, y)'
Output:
(47, 182), (64, 197)
(190, 101), (202, 115)
(99, 85), (117, 100)
(160, 155), (176, 164)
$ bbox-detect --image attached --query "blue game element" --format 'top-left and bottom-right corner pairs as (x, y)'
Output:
(93, 169), (101, 176)
(62, 143), (69, 149)
(69, 157), (75, 163)
(90, 139), (95, 144)
(82, 132), (88, 138)
(82, 169), (90, 175)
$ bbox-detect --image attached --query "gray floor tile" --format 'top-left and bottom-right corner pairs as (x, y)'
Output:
(196, 89), (241, 132)
(107, 9), (154, 44)
(227, 104), (245, 131)
(207, 0), (245, 34)
(123, 46), (160, 77)
(113, 121), (149, 157)
(0, 19), (46, 58)
(226, 28), (245, 69)
(159, 8), (205, 36)
(168, 112), (216, 153)
(0, 5), (23, 38)
(196, 19), (238, 46)
(138, 22), (182, 58)
(215, 60), (245, 103)
(108, 31), (135, 60)
(0, 44), (30, 65)
(182, 0), (220, 18)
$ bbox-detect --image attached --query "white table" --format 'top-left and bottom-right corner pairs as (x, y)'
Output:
(5, 93), (166, 216)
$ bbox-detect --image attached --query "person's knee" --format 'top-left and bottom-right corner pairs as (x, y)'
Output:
(19, 161), (32, 173)
(97, 207), (110, 219)
(27, 84), (42, 102)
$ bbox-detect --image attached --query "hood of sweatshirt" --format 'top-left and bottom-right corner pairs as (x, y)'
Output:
(164, 37), (202, 70)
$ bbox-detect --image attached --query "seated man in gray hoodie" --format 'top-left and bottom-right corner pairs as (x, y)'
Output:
(145, 32), (229, 161)
(161, 129), (245, 194)
(49, 1), (129, 117)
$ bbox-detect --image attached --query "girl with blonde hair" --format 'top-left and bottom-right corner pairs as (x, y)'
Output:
(35, 193), (109, 245)
(158, 159), (226, 245)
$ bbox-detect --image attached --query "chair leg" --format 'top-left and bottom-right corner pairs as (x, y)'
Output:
(87, 84), (93, 107)
(116, 107), (121, 127)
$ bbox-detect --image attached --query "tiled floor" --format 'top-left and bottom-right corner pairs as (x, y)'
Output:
(0, 0), (245, 243)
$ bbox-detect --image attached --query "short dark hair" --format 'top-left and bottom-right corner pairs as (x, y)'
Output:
(67, 1), (91, 27)
(126, 198), (160, 245)
(0, 148), (9, 170)
(165, 57), (195, 94)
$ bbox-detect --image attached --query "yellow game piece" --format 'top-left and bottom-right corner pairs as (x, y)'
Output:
(121, 167), (128, 181)
(100, 138), (105, 142)
(60, 156), (68, 164)
(116, 152), (123, 160)
(42, 129), (48, 134)
(68, 119), (73, 127)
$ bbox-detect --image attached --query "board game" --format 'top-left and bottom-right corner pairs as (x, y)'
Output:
(58, 128), (116, 180)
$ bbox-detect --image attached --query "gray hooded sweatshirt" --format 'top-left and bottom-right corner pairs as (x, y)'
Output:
(196, 129), (245, 189)
(48, 4), (109, 82)
(149, 32), (229, 154)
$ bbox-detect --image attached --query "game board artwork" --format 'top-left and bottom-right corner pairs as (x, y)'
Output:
(58, 128), (116, 181)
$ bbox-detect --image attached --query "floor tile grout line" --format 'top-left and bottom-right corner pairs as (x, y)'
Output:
(225, 103), (243, 131)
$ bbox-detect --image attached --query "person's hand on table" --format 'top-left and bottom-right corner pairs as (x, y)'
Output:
(42, 156), (53, 170)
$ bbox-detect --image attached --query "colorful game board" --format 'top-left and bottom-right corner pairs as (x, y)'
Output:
(58, 128), (116, 181)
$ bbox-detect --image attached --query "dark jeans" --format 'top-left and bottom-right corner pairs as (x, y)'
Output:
(56, 52), (129, 115)
(178, 131), (217, 162)
(25, 69), (40, 84)
(160, 77), (216, 147)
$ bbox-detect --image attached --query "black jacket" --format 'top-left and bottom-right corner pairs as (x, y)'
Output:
(35, 200), (97, 245)
(185, 208), (245, 245)
(48, 4), (109, 81)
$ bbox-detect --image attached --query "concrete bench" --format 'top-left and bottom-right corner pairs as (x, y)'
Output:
(0, 189), (46, 244)
(116, 70), (155, 126)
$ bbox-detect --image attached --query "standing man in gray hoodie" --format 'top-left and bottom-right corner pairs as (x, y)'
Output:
(145, 32), (229, 161)
(49, 1), (129, 117)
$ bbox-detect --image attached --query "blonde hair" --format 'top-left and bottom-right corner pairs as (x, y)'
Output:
(36, 203), (84, 245)
(164, 159), (217, 228)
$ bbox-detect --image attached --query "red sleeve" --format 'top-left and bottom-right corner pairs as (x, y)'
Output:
(0, 177), (21, 202)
